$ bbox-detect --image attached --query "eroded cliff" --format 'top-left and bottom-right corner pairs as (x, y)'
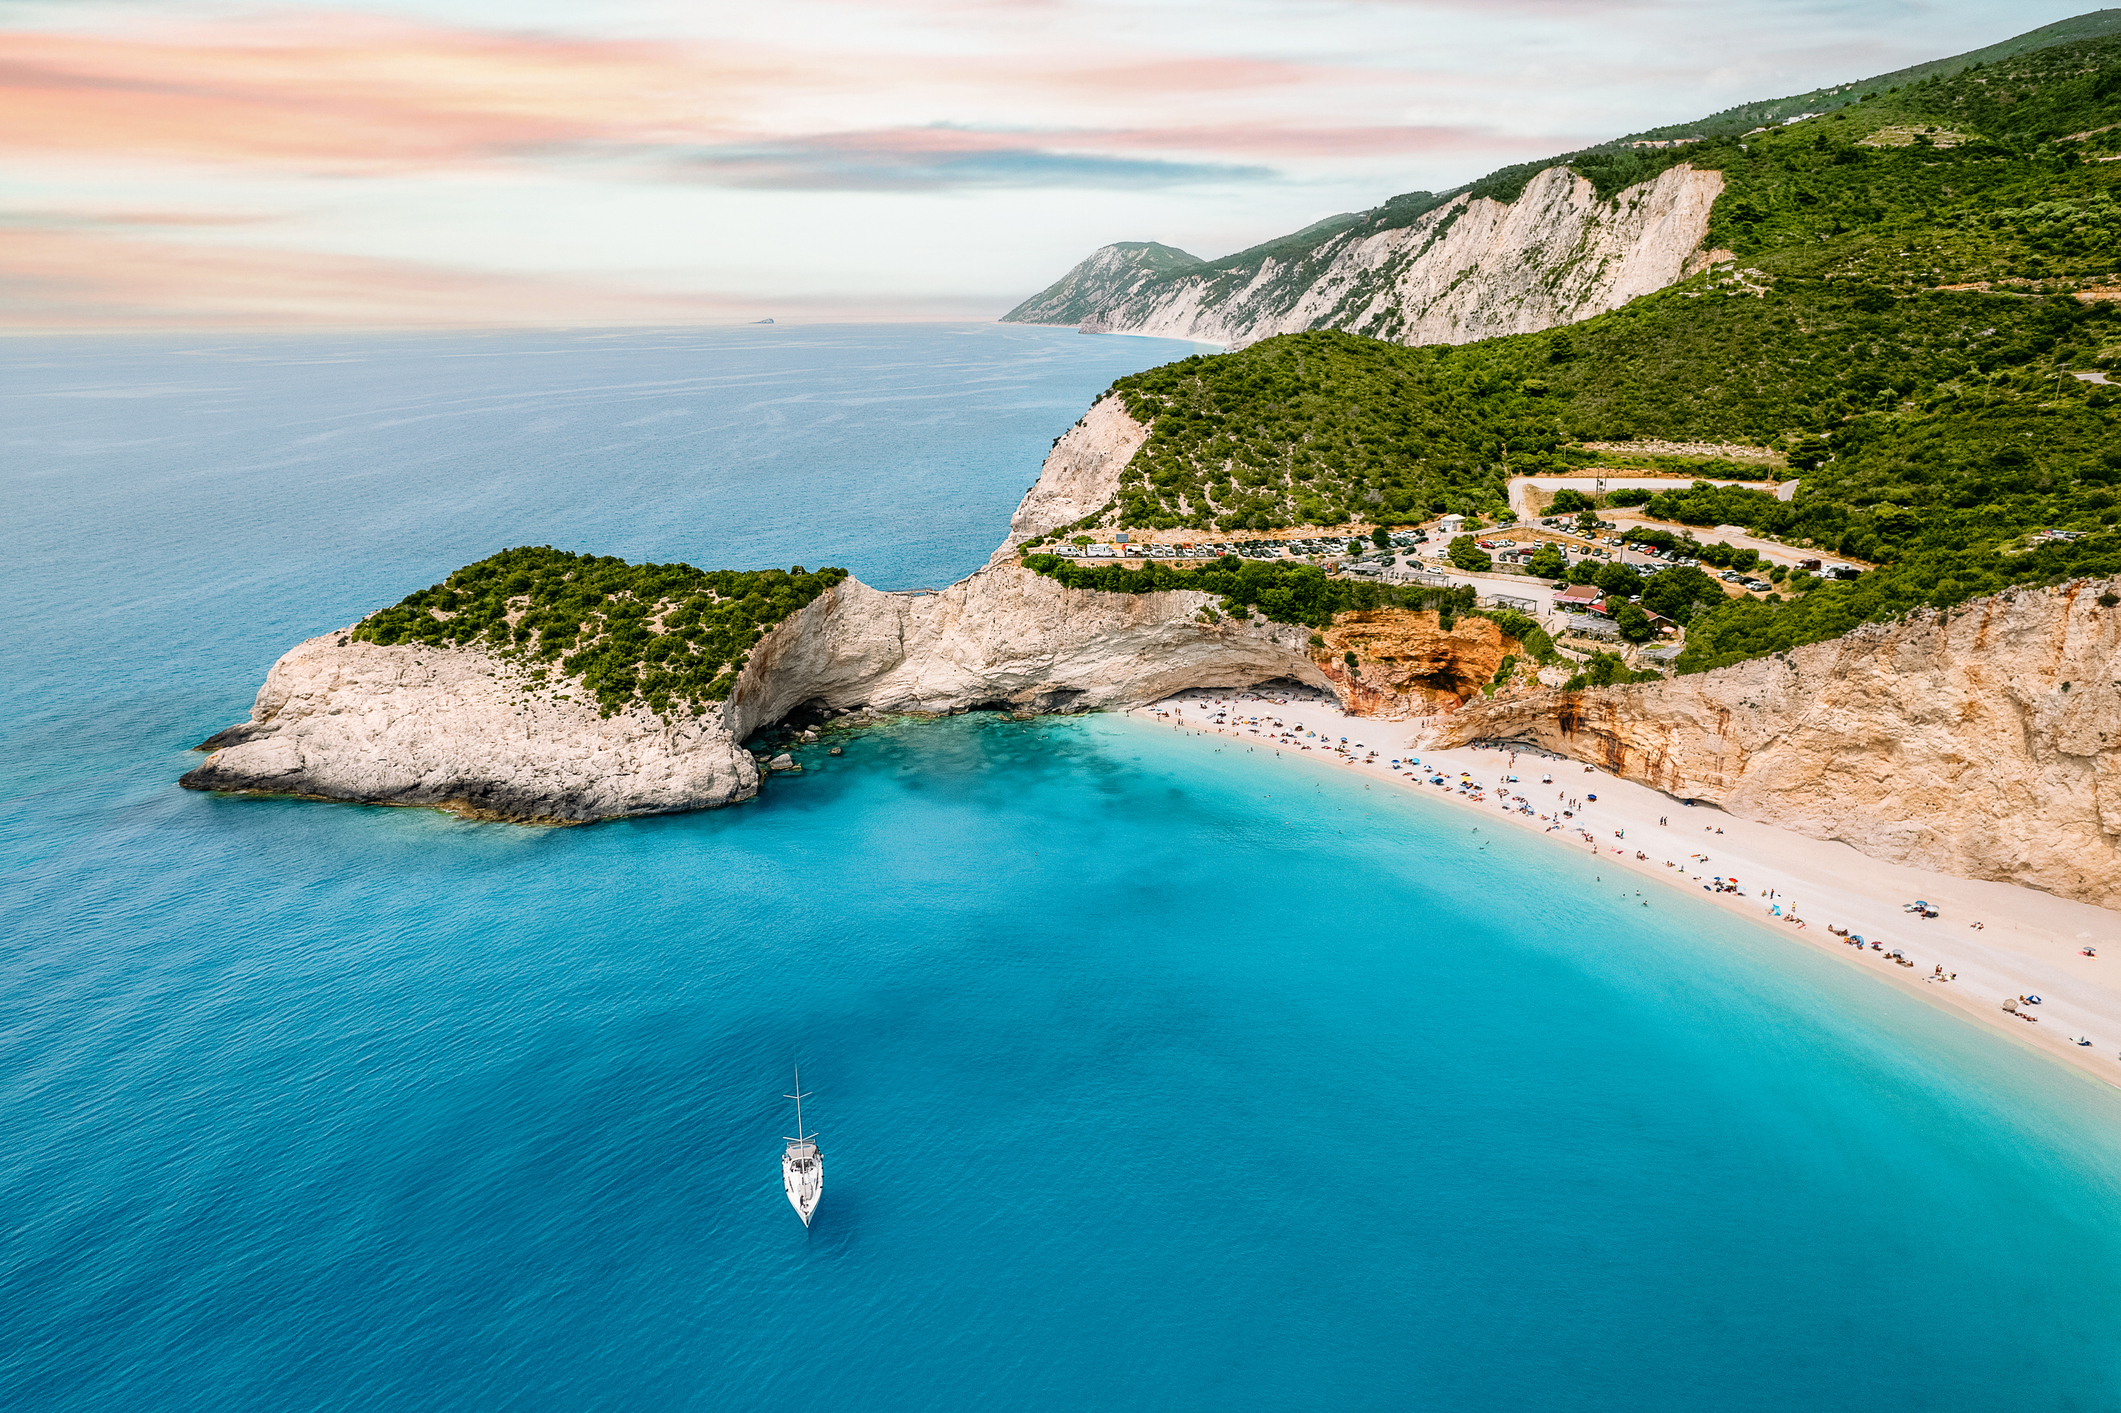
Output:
(1413, 578), (2121, 908)
(1311, 610), (1523, 719)
(183, 565), (1328, 822)
(998, 397), (1149, 557)
(1009, 164), (1724, 348)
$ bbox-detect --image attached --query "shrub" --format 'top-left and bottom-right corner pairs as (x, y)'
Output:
(352, 547), (847, 717)
(1562, 652), (1663, 690)
(1447, 535), (1494, 572)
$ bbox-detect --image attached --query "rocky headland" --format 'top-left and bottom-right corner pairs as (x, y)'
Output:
(185, 409), (2121, 921)
(181, 562), (1335, 823)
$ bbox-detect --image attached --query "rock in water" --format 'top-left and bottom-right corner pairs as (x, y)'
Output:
(182, 567), (1336, 824)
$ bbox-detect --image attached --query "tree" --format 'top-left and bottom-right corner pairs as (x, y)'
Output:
(1371, 525), (1392, 549)
(1606, 487), (1654, 507)
(1565, 559), (1601, 585)
(1562, 651), (1662, 690)
(1549, 488), (1596, 513)
(1530, 542), (1567, 579)
(1447, 535), (1493, 572)
(1641, 566), (1721, 624)
(1576, 510), (1601, 531)
(1593, 562), (1644, 598)
(1347, 539), (1365, 556)
(1615, 604), (1656, 642)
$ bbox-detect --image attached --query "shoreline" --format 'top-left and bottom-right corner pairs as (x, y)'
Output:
(1130, 688), (2121, 1092)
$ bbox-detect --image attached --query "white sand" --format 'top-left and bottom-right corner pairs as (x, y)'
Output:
(1139, 686), (2121, 1088)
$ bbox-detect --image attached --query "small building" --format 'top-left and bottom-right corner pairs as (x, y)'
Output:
(1555, 583), (1603, 610)
(1561, 612), (1621, 639)
(1438, 513), (1466, 535)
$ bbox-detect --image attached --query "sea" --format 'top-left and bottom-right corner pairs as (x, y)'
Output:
(6, 323), (2121, 1412)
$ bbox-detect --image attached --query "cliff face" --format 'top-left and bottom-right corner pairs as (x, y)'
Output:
(1003, 241), (1206, 327)
(183, 566), (1328, 822)
(178, 629), (762, 823)
(998, 397), (1150, 557)
(1005, 165), (1724, 348)
(1313, 610), (1521, 718)
(1415, 579), (2121, 909)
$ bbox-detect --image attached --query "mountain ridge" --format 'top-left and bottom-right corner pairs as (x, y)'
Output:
(1004, 11), (2121, 345)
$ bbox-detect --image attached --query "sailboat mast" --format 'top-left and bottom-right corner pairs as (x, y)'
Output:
(794, 1064), (804, 1141)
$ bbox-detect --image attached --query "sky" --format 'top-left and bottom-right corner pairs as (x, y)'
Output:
(0, 0), (2089, 328)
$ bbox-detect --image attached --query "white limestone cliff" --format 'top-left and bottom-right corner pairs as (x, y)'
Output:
(996, 396), (1150, 558)
(1017, 164), (1724, 348)
(1411, 578), (2121, 909)
(182, 564), (1327, 822)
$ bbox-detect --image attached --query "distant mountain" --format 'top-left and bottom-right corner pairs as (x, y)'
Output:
(1005, 242), (1203, 327)
(1004, 11), (2121, 347)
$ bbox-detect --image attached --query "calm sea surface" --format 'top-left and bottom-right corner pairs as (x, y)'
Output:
(6, 325), (2121, 1412)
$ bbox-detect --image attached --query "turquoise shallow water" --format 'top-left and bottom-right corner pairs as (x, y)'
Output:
(7, 327), (2121, 1411)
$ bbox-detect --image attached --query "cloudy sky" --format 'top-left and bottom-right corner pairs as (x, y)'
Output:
(0, 0), (2078, 327)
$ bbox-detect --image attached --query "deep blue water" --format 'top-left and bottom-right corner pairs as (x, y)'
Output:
(7, 326), (2121, 1412)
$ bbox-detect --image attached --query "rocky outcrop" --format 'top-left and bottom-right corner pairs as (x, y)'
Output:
(1312, 610), (1522, 718)
(1003, 241), (1207, 327)
(1004, 164), (1724, 348)
(183, 566), (1329, 822)
(1413, 579), (2121, 909)
(179, 631), (761, 823)
(998, 397), (1150, 558)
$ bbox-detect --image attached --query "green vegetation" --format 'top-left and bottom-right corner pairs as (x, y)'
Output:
(1446, 535), (1493, 572)
(351, 547), (847, 717)
(1018, 553), (1476, 628)
(1477, 609), (1561, 664)
(1563, 652), (1666, 690)
(1640, 566), (1726, 625)
(1067, 36), (2121, 675)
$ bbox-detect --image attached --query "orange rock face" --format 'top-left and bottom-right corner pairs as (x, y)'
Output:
(1312, 609), (1523, 718)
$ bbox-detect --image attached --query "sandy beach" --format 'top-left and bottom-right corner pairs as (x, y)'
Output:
(1137, 686), (2121, 1089)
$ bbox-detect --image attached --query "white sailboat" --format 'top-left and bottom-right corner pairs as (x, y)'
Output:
(781, 1066), (823, 1228)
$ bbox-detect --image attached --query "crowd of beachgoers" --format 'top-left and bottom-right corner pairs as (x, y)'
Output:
(1134, 685), (2121, 1086)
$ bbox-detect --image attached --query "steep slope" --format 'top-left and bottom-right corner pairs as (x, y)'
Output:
(1023, 164), (1723, 349)
(1004, 14), (2121, 347)
(1414, 577), (2121, 909)
(181, 564), (1331, 822)
(1003, 241), (1204, 327)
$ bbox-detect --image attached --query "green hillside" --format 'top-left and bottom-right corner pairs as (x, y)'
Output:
(353, 547), (847, 717)
(1007, 13), (2121, 316)
(1619, 8), (2121, 144)
(1037, 35), (2121, 674)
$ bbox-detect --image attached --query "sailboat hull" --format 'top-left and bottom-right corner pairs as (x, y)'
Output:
(783, 1141), (823, 1227)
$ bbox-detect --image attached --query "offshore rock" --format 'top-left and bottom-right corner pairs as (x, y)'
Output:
(1004, 164), (1724, 348)
(182, 567), (1329, 823)
(1413, 578), (2121, 909)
